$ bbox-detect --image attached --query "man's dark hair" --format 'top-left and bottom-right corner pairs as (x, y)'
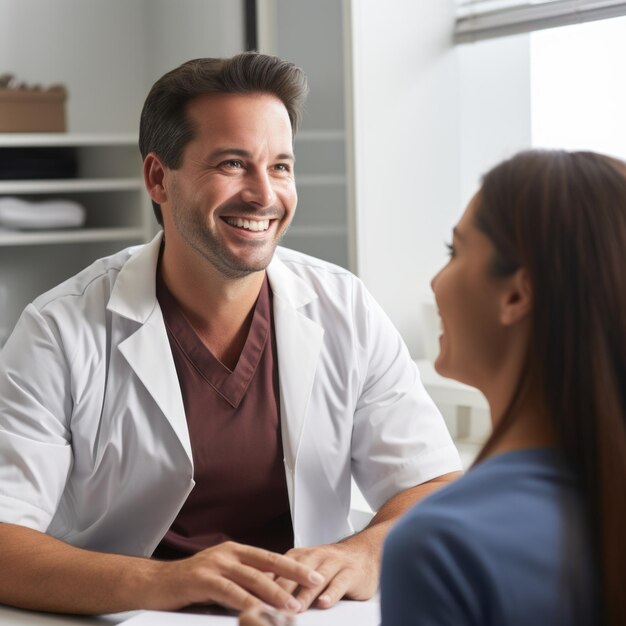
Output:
(139, 52), (308, 225)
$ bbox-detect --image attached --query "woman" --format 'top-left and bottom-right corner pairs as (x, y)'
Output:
(241, 149), (626, 625)
(383, 148), (626, 625)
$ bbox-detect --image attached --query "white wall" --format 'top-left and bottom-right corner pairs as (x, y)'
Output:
(458, 34), (532, 207)
(0, 0), (147, 133)
(347, 1), (534, 357)
(0, 0), (245, 134)
(348, 0), (460, 357)
(143, 0), (245, 88)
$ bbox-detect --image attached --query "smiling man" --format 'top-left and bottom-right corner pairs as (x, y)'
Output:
(0, 53), (461, 616)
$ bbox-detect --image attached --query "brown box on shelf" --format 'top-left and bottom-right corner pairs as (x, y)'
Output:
(0, 88), (66, 132)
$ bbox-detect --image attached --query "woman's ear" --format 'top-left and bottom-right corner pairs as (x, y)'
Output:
(143, 153), (168, 205)
(500, 267), (533, 326)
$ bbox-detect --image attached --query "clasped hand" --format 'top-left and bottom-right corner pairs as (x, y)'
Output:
(164, 540), (323, 612)
(273, 540), (379, 611)
(162, 539), (377, 614)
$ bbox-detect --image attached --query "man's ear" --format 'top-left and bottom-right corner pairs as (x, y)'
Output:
(143, 152), (168, 205)
(500, 267), (532, 326)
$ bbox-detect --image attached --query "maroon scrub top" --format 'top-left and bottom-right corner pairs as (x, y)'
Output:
(152, 271), (293, 559)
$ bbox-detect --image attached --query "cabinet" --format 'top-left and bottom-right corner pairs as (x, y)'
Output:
(0, 133), (151, 343)
(258, 0), (354, 272)
(285, 129), (350, 269)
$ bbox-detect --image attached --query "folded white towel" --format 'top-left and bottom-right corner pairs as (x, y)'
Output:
(0, 197), (86, 229)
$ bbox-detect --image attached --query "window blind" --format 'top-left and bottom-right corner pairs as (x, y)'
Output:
(455, 0), (626, 43)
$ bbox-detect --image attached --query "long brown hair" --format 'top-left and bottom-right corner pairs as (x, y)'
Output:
(473, 150), (626, 625)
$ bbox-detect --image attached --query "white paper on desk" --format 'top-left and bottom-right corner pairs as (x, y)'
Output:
(298, 601), (379, 625)
(121, 611), (233, 625)
(120, 600), (380, 626)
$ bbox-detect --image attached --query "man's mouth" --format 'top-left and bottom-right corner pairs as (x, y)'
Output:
(223, 217), (271, 232)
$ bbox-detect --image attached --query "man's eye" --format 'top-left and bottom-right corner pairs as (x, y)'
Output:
(274, 163), (291, 173)
(221, 160), (244, 169)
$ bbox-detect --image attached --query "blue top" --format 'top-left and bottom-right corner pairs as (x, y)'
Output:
(380, 449), (598, 626)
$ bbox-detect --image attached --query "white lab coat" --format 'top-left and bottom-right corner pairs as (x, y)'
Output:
(0, 233), (460, 556)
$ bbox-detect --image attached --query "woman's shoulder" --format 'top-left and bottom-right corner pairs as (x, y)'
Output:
(387, 448), (576, 555)
(381, 448), (593, 626)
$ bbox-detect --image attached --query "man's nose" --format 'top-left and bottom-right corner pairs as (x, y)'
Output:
(241, 169), (277, 208)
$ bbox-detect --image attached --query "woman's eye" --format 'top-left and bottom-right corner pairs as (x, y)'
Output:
(445, 241), (456, 258)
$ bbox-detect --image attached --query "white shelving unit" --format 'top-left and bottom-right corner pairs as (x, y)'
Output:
(415, 359), (491, 468)
(259, 0), (353, 271)
(0, 133), (151, 342)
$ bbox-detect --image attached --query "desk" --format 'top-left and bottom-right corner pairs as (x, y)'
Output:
(0, 605), (136, 625)
(0, 605), (210, 625)
(0, 601), (380, 625)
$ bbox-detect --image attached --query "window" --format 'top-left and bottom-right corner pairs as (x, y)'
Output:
(456, 13), (626, 205)
(530, 15), (626, 158)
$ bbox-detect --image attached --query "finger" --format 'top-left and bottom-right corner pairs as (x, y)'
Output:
(295, 565), (353, 611)
(240, 546), (325, 589)
(313, 571), (354, 609)
(227, 563), (303, 613)
(292, 567), (336, 611)
(273, 576), (299, 595)
(201, 573), (265, 613)
(240, 606), (272, 626)
(240, 606), (296, 626)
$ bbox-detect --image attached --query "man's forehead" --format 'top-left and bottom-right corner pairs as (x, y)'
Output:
(187, 92), (290, 121)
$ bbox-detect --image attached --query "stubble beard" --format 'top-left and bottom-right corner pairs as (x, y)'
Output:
(171, 193), (289, 280)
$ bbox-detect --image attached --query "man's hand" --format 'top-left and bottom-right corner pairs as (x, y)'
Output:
(163, 541), (325, 613)
(240, 605), (296, 626)
(0, 524), (323, 615)
(274, 472), (462, 611)
(274, 539), (378, 611)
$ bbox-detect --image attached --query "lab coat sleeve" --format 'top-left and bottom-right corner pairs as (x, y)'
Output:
(0, 303), (73, 531)
(350, 283), (461, 511)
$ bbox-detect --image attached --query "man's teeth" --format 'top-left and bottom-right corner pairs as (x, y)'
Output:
(225, 217), (270, 232)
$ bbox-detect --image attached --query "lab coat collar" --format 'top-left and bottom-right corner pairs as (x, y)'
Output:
(266, 250), (319, 309)
(106, 231), (193, 463)
(107, 231), (163, 322)
(107, 235), (319, 323)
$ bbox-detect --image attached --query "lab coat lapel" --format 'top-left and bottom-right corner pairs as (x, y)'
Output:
(107, 233), (192, 463)
(268, 255), (324, 471)
(118, 312), (192, 463)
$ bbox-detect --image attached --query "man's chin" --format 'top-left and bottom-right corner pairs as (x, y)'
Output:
(218, 255), (275, 279)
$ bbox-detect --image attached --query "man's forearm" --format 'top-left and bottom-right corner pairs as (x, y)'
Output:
(0, 523), (323, 615)
(341, 471), (463, 559)
(0, 523), (171, 614)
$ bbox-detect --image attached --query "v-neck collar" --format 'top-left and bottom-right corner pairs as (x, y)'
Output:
(156, 272), (271, 409)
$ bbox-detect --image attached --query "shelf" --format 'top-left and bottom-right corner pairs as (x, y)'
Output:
(0, 227), (146, 246)
(296, 175), (346, 186)
(287, 225), (347, 237)
(0, 178), (144, 194)
(296, 130), (345, 141)
(0, 133), (137, 147)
